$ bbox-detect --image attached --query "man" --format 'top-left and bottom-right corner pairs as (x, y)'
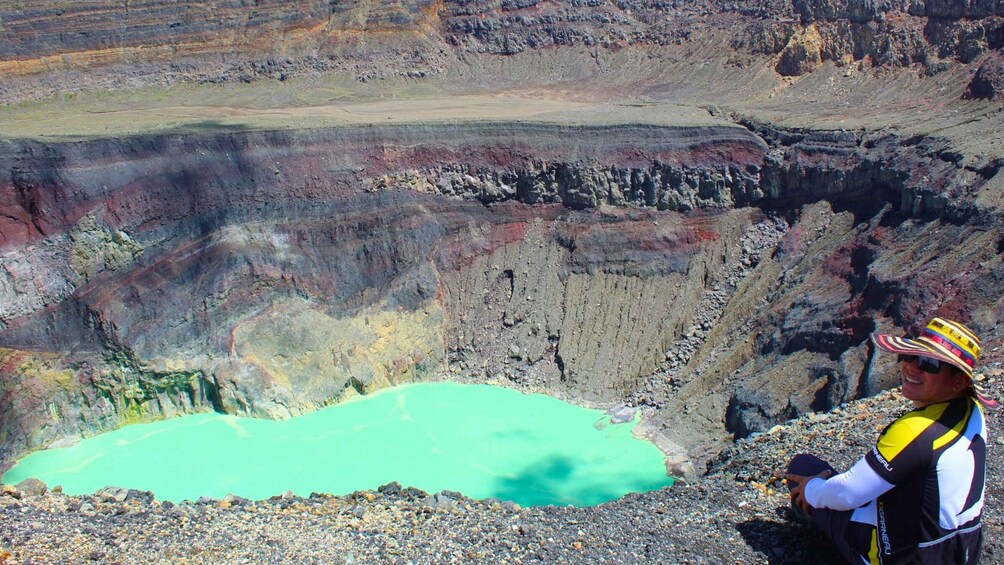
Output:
(786, 317), (995, 564)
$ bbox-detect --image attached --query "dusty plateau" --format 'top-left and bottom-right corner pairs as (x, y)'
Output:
(2, 0), (1004, 562)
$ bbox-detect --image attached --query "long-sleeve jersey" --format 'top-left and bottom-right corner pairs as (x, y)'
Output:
(803, 396), (987, 564)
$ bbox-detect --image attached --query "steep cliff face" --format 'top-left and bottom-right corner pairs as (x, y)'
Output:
(0, 122), (764, 454)
(0, 0), (439, 74)
(2, 0), (1004, 477)
(2, 111), (1002, 473)
(2, 1), (1003, 102)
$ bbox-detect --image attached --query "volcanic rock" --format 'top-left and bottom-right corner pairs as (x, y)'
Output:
(777, 25), (825, 76)
(15, 478), (46, 497)
(968, 49), (1004, 99)
(1, 1), (1004, 561)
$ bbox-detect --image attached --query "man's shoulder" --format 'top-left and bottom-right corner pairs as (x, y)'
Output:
(877, 399), (976, 454)
(879, 408), (941, 448)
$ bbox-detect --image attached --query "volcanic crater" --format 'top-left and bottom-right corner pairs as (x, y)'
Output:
(2, 0), (1004, 560)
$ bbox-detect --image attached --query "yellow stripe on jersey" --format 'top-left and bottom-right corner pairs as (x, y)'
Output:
(932, 401), (972, 451)
(876, 403), (950, 462)
(869, 530), (880, 565)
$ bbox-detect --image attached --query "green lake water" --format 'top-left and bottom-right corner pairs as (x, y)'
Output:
(2, 382), (672, 506)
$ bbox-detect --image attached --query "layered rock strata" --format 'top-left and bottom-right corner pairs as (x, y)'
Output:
(0, 121), (765, 465)
(2, 111), (1003, 476)
(2, 0), (1004, 484)
(2, 1), (1003, 103)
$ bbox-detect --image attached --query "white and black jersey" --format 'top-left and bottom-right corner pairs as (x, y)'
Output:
(804, 396), (987, 564)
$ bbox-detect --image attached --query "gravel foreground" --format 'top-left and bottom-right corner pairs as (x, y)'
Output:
(3, 382), (1003, 564)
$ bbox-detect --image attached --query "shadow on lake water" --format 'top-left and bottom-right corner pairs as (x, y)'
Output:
(489, 454), (673, 507)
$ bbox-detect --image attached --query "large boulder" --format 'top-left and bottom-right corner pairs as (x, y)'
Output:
(15, 478), (48, 497)
(967, 50), (1004, 99)
(777, 25), (825, 76)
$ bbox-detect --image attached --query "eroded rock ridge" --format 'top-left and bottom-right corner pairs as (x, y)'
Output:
(1, 0), (1003, 481)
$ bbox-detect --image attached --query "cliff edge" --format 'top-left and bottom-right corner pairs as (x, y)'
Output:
(1, 2), (1004, 560)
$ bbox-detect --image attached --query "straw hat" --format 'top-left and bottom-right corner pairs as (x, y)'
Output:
(872, 317), (996, 409)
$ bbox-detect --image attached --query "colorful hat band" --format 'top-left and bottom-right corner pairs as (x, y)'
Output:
(927, 318), (980, 353)
(921, 330), (976, 367)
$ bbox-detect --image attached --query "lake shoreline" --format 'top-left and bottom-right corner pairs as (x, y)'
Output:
(5, 385), (1002, 562)
(2, 382), (671, 507)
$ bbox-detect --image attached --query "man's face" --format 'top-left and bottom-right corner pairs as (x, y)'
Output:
(900, 355), (969, 408)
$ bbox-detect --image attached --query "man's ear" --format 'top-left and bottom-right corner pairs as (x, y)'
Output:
(951, 371), (971, 392)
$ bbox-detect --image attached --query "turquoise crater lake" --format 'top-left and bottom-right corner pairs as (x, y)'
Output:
(2, 382), (673, 506)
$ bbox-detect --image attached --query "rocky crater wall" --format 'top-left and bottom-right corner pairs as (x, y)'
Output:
(3, 0), (1004, 103)
(2, 116), (1003, 475)
(2, 0), (1004, 478)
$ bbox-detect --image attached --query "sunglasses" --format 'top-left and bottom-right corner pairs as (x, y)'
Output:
(897, 354), (944, 374)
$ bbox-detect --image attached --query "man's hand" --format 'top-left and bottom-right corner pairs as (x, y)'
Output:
(786, 469), (834, 514)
